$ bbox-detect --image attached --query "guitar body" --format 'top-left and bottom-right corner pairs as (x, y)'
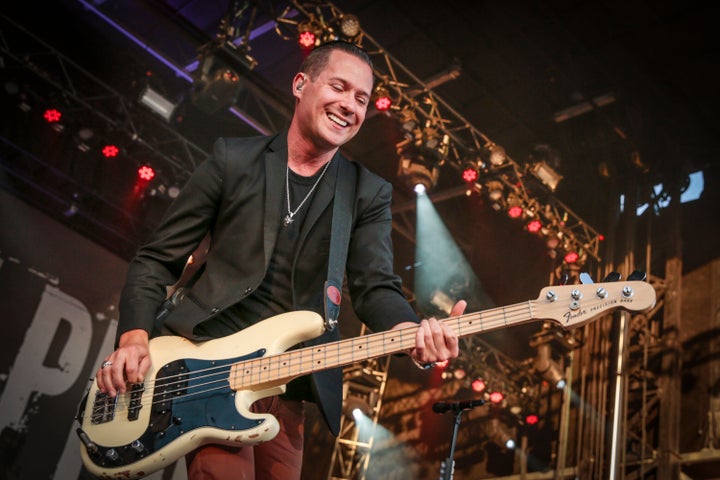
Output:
(77, 310), (325, 479)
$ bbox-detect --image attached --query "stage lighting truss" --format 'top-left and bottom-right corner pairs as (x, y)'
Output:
(446, 335), (546, 427)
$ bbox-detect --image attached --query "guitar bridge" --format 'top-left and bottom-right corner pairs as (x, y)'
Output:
(90, 391), (116, 424)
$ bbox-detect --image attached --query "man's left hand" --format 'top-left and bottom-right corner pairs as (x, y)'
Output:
(393, 300), (465, 366)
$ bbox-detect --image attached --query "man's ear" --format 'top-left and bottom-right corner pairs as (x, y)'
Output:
(293, 73), (306, 96)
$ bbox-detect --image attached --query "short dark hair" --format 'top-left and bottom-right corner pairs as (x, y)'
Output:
(299, 41), (373, 80)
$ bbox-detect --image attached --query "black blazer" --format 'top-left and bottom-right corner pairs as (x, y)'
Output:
(117, 132), (419, 434)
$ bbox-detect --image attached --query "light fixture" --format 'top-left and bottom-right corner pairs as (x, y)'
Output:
(488, 391), (505, 404)
(531, 160), (563, 191)
(534, 343), (566, 389)
(344, 395), (373, 421)
(487, 418), (516, 450)
(471, 378), (487, 393)
(461, 161), (479, 183)
(485, 180), (504, 203)
(102, 145), (119, 158)
(526, 219), (543, 233)
(373, 84), (392, 111)
(139, 85), (177, 122)
(488, 144), (506, 166)
(137, 165), (156, 181)
(397, 152), (440, 194)
(192, 50), (243, 114)
(297, 19), (322, 49)
(339, 14), (361, 39)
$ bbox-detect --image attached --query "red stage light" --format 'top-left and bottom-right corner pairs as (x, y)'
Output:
(298, 31), (316, 49)
(564, 251), (579, 264)
(462, 167), (479, 183)
(102, 145), (119, 158)
(43, 108), (62, 123)
(525, 414), (539, 425)
(471, 378), (487, 393)
(527, 219), (542, 233)
(508, 205), (523, 218)
(374, 95), (392, 111)
(489, 391), (504, 404)
(138, 165), (155, 181)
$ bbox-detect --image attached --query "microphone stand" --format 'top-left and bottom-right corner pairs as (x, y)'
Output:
(435, 400), (485, 480)
(439, 409), (464, 480)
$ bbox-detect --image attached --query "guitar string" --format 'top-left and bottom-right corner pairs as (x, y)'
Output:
(87, 300), (581, 416)
(93, 281), (655, 418)
(90, 285), (649, 417)
(88, 300), (583, 416)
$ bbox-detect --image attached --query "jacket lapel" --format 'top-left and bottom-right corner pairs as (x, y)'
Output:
(263, 134), (287, 270)
(297, 151), (341, 248)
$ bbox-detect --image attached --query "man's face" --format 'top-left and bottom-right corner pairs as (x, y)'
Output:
(294, 50), (374, 151)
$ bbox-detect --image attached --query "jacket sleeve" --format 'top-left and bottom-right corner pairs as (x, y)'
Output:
(116, 139), (227, 340)
(345, 176), (420, 332)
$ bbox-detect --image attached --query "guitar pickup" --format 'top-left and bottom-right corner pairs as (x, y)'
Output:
(128, 383), (145, 421)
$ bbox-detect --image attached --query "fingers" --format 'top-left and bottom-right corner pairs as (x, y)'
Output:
(96, 342), (151, 397)
(413, 317), (459, 364)
(449, 299), (467, 318)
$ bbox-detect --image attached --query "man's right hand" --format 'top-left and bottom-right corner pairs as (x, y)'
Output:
(96, 329), (151, 397)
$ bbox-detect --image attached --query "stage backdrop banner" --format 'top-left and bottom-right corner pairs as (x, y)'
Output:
(0, 190), (187, 479)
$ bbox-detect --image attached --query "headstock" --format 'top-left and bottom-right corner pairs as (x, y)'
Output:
(534, 280), (656, 328)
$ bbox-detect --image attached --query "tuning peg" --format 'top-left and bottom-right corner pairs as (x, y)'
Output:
(602, 272), (622, 282)
(579, 272), (594, 284)
(628, 270), (647, 281)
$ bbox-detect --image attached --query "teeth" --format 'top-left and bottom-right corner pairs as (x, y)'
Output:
(328, 113), (348, 127)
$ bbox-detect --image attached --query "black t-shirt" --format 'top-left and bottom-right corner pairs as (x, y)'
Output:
(193, 166), (328, 401)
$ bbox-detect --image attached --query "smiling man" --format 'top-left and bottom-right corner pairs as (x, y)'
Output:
(96, 41), (462, 480)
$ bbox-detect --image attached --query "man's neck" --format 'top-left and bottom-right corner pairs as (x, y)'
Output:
(287, 127), (337, 176)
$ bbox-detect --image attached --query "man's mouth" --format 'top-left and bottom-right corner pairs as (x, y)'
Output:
(327, 112), (349, 127)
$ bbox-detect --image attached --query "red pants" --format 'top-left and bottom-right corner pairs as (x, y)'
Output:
(185, 396), (305, 480)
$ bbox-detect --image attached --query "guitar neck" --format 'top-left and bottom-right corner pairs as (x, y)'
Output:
(228, 300), (536, 390)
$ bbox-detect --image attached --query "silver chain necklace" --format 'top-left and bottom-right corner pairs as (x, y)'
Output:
(283, 160), (332, 227)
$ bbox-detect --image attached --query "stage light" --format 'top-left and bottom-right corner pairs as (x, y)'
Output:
(167, 185), (181, 199)
(139, 85), (177, 122)
(462, 165), (479, 183)
(339, 14), (361, 38)
(527, 219), (542, 233)
(487, 418), (516, 450)
(488, 144), (506, 166)
(192, 50), (244, 114)
(102, 145), (119, 158)
(398, 153), (440, 194)
(485, 180), (504, 202)
(297, 20), (321, 49)
(489, 391), (504, 404)
(564, 251), (579, 264)
(471, 378), (486, 393)
(344, 395), (373, 421)
(43, 108), (62, 123)
(453, 368), (467, 380)
(373, 84), (392, 111)
(531, 160), (563, 191)
(525, 414), (539, 425)
(508, 205), (523, 219)
(138, 165), (155, 181)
